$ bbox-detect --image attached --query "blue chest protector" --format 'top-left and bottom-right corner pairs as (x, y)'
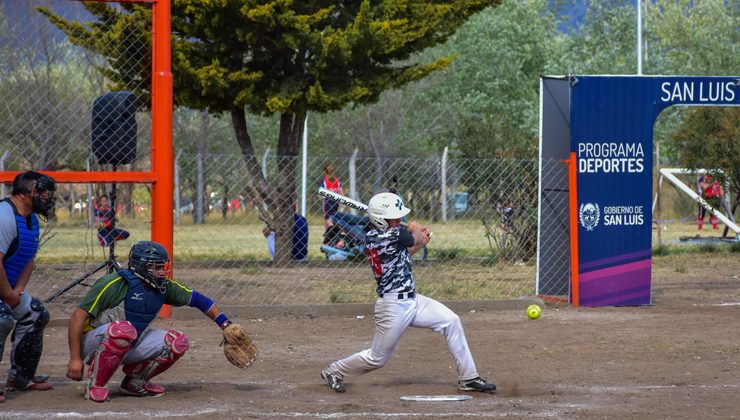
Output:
(2, 200), (39, 288)
(118, 269), (166, 336)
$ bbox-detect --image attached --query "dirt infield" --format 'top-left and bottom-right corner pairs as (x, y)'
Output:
(1, 253), (738, 419)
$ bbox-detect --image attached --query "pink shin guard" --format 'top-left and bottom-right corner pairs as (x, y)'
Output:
(122, 330), (189, 390)
(86, 321), (137, 402)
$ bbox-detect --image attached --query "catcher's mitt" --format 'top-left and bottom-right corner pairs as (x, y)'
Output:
(221, 323), (258, 369)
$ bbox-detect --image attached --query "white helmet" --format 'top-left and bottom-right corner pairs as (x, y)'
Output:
(368, 192), (411, 230)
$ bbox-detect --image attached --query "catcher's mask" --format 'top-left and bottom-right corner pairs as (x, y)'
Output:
(11, 171), (57, 221)
(368, 192), (410, 231)
(128, 241), (171, 293)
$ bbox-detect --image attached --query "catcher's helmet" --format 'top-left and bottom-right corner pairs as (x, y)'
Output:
(368, 192), (410, 231)
(128, 241), (171, 292)
(11, 171), (57, 220)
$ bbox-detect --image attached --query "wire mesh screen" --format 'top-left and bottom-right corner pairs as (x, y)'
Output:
(30, 155), (543, 315)
(0, 0), (152, 172)
(536, 159), (571, 301)
(4, 2), (545, 317)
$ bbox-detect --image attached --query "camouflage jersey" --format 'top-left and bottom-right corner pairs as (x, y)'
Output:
(364, 226), (415, 297)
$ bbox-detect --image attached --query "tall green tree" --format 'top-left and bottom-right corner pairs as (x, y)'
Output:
(40, 0), (498, 262)
(554, 0), (638, 74)
(645, 0), (739, 76)
(1, 3), (104, 171)
(423, 0), (559, 158)
(646, 0), (739, 210)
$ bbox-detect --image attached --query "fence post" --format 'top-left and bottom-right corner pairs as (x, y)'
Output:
(86, 156), (94, 228)
(174, 149), (182, 225)
(349, 148), (359, 215)
(441, 146), (448, 223)
(0, 151), (7, 197)
(301, 115), (308, 216)
(262, 147), (270, 213)
(196, 112), (207, 224)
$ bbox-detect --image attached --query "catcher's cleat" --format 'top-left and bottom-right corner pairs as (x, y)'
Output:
(321, 368), (345, 393)
(85, 383), (110, 403)
(6, 374), (53, 391)
(458, 377), (496, 393)
(119, 376), (166, 397)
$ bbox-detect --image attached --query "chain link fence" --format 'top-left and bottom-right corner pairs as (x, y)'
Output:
(536, 159), (571, 301)
(26, 155), (554, 315)
(2, 2), (560, 316)
(1, 1), (153, 172)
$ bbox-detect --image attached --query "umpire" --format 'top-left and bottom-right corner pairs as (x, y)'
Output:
(0, 171), (56, 402)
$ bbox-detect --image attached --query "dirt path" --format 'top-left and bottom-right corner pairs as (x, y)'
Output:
(2, 254), (738, 419)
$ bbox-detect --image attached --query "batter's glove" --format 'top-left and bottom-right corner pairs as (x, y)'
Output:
(221, 323), (258, 369)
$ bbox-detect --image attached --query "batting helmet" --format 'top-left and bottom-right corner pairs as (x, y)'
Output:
(128, 241), (171, 292)
(368, 192), (410, 231)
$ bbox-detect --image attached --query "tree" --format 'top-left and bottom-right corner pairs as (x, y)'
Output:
(644, 0), (739, 170)
(422, 0), (559, 159)
(0, 2), (104, 171)
(40, 0), (499, 262)
(671, 107), (740, 219)
(310, 78), (447, 191)
(554, 0), (638, 75)
(645, 0), (739, 76)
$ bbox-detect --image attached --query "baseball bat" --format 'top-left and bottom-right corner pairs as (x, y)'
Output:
(318, 187), (368, 212)
(317, 188), (432, 238)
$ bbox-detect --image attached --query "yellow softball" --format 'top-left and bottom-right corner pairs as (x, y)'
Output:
(526, 304), (541, 320)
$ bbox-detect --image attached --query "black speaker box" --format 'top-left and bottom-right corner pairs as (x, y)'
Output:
(92, 92), (138, 166)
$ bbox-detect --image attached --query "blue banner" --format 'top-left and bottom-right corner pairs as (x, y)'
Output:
(570, 76), (739, 306)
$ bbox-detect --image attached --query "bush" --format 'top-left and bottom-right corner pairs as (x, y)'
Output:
(730, 241), (740, 253)
(329, 291), (351, 303)
(653, 245), (670, 256)
(699, 243), (719, 253)
(436, 248), (459, 261)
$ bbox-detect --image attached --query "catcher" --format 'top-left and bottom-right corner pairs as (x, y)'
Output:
(65, 241), (256, 403)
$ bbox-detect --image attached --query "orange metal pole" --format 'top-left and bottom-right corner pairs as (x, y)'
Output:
(152, 0), (173, 318)
(568, 152), (580, 307)
(0, 171), (156, 184)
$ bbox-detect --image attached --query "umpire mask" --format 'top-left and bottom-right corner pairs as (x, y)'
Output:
(31, 175), (57, 221)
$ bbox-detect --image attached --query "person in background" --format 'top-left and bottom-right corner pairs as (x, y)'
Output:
(696, 175), (723, 231)
(319, 165), (344, 231)
(262, 204), (308, 261)
(0, 171), (57, 402)
(94, 194), (130, 247)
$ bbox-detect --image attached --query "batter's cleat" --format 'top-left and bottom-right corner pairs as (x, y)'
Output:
(119, 376), (166, 397)
(6, 374), (53, 391)
(321, 368), (345, 393)
(458, 377), (496, 393)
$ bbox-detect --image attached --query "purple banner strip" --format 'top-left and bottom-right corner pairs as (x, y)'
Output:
(580, 249), (652, 272)
(580, 259), (652, 283)
(582, 285), (652, 306)
(580, 259), (652, 306)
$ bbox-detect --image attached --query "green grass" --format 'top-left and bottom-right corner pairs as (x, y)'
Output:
(36, 215), (497, 264)
(37, 212), (737, 265)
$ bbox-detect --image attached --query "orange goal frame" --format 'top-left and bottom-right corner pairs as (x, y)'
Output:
(0, 0), (173, 316)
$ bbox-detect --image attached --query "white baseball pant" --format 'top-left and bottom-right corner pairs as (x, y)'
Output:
(329, 293), (480, 381)
(82, 324), (170, 364)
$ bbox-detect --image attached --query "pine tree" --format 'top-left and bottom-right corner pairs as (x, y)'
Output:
(39, 0), (499, 262)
